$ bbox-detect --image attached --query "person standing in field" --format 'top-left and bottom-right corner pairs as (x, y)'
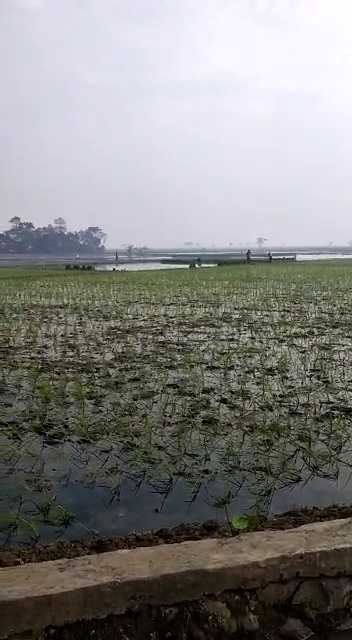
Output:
(268, 250), (272, 263)
(246, 249), (251, 263)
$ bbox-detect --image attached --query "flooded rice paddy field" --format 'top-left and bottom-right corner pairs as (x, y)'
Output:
(1, 262), (352, 545)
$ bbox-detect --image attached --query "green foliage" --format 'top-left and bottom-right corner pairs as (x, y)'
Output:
(0, 512), (40, 541)
(55, 505), (75, 527)
(0, 217), (106, 255)
(231, 515), (261, 531)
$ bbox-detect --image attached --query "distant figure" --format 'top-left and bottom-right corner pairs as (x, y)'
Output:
(246, 249), (251, 263)
(115, 252), (119, 263)
(268, 250), (272, 263)
(196, 257), (202, 267)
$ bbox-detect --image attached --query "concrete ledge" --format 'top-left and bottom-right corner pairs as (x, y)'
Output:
(2, 518), (352, 638)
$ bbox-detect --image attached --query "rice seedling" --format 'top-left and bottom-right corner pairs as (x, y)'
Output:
(2, 262), (352, 543)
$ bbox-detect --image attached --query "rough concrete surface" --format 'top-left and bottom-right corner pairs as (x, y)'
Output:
(2, 518), (352, 638)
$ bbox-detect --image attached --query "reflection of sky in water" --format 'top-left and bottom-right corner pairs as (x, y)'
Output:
(297, 254), (352, 261)
(2, 433), (352, 542)
(58, 471), (352, 540)
(0, 458), (352, 542)
(96, 263), (189, 272)
(95, 255), (352, 272)
(5, 472), (352, 543)
(271, 472), (352, 513)
(56, 481), (221, 539)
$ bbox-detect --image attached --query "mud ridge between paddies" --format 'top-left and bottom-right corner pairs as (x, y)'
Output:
(2, 504), (352, 567)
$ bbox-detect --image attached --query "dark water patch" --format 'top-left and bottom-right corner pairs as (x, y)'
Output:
(2, 466), (352, 546)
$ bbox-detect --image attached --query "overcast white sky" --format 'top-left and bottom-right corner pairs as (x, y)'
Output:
(1, 0), (352, 247)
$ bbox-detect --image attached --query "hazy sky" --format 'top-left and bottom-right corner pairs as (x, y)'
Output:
(1, 0), (352, 247)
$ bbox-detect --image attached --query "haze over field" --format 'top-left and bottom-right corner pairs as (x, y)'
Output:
(1, 0), (352, 247)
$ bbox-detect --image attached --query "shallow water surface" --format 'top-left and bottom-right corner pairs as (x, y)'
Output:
(2, 262), (352, 544)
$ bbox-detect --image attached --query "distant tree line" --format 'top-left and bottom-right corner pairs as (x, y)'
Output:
(0, 217), (106, 255)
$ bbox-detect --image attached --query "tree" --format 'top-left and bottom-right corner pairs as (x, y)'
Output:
(20, 222), (35, 230)
(53, 217), (67, 233)
(0, 219), (106, 255)
(256, 237), (267, 249)
(134, 246), (149, 256)
(9, 216), (21, 228)
(4, 218), (35, 252)
(78, 227), (106, 253)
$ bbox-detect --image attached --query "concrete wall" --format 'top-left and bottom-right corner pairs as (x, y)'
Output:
(2, 519), (352, 639)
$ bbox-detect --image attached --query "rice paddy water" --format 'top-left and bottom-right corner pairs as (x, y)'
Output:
(1, 262), (352, 544)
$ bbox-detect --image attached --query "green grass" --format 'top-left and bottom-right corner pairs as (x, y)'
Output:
(1, 262), (352, 542)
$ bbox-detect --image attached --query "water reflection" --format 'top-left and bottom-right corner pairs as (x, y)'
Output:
(297, 253), (352, 261)
(96, 262), (189, 272)
(95, 255), (352, 272)
(57, 472), (352, 540)
(2, 443), (352, 544)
